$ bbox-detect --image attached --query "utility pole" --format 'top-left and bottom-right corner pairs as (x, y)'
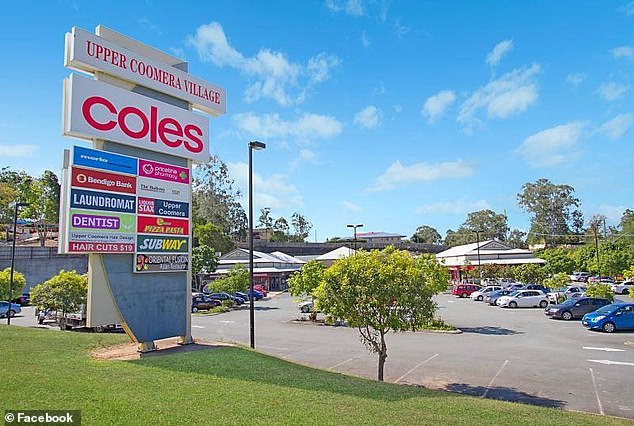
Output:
(593, 226), (601, 278)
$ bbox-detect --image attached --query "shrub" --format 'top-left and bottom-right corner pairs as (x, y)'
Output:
(585, 283), (614, 302)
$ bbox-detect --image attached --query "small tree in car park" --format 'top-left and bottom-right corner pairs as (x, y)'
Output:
(585, 283), (614, 303)
(314, 247), (448, 381)
(0, 267), (26, 301)
(624, 266), (634, 301)
(287, 260), (326, 320)
(30, 270), (87, 328)
(204, 264), (249, 295)
(543, 272), (571, 303)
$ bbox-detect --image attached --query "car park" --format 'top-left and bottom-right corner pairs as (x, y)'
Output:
(544, 297), (611, 320)
(497, 290), (548, 308)
(611, 280), (633, 295)
(484, 289), (513, 305)
(470, 286), (502, 301)
(0, 301), (21, 317)
(582, 303), (634, 333)
(452, 284), (480, 298)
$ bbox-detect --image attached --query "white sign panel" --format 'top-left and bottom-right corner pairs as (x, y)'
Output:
(136, 176), (190, 203)
(65, 26), (225, 116)
(64, 73), (210, 162)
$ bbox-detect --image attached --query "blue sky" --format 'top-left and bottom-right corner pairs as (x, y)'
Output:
(1, 1), (634, 241)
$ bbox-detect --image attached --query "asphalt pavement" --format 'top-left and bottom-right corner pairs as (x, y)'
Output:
(9, 292), (634, 419)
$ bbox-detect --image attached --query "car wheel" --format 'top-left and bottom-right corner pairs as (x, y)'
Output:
(602, 322), (616, 333)
(623, 289), (629, 295)
(539, 300), (548, 308)
(8, 310), (16, 317)
(477, 295), (483, 301)
(192, 307), (198, 313)
(509, 301), (518, 308)
(461, 292), (468, 298)
(561, 311), (573, 321)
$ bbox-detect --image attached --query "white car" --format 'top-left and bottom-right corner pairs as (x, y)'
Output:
(611, 281), (633, 295)
(497, 290), (548, 308)
(470, 286), (502, 301)
(546, 286), (586, 304)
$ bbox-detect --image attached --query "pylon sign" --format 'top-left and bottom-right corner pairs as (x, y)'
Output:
(59, 25), (225, 349)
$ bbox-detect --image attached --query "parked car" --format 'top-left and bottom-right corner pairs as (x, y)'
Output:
(569, 272), (591, 282)
(13, 293), (30, 306)
(253, 284), (268, 297)
(192, 295), (221, 312)
(611, 281), (634, 295)
(207, 292), (245, 306)
(234, 291), (248, 301)
(546, 286), (586, 304)
(0, 301), (21, 317)
(470, 286), (502, 301)
(582, 303), (634, 333)
(588, 275), (615, 284)
(452, 284), (481, 298)
(522, 284), (551, 293)
(503, 282), (524, 291)
(497, 290), (548, 308)
(298, 300), (315, 313)
(484, 289), (513, 305)
(544, 297), (611, 320)
(245, 289), (264, 301)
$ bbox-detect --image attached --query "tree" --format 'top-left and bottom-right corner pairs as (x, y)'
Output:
(272, 217), (290, 242)
(411, 225), (442, 244)
(314, 247), (448, 381)
(538, 248), (576, 276)
(517, 178), (582, 246)
(291, 212), (312, 242)
(21, 171), (60, 246)
(30, 270), (87, 327)
(619, 209), (634, 245)
(191, 245), (218, 290)
(205, 265), (249, 294)
(0, 267), (26, 300)
(288, 260), (326, 321)
(507, 229), (527, 249)
(258, 208), (273, 230)
(194, 223), (235, 255)
(512, 263), (546, 284)
(443, 209), (508, 247)
(192, 155), (248, 239)
(585, 283), (614, 302)
(543, 272), (570, 290)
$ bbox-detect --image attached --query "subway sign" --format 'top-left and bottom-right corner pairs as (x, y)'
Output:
(136, 235), (188, 253)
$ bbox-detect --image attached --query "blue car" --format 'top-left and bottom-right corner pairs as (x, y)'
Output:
(245, 289), (264, 301)
(582, 303), (634, 333)
(0, 301), (22, 318)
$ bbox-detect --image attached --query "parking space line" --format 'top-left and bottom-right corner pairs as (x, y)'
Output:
(329, 357), (358, 370)
(481, 360), (508, 398)
(589, 367), (604, 416)
(394, 353), (439, 383)
(583, 346), (626, 352)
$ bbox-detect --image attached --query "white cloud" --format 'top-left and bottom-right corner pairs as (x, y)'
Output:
(233, 112), (343, 142)
(422, 90), (456, 123)
(0, 144), (37, 157)
(516, 121), (586, 168)
(368, 160), (474, 192)
(458, 64), (540, 132)
(188, 22), (338, 106)
(597, 82), (630, 101)
(361, 31), (370, 48)
(290, 149), (319, 170)
(597, 113), (634, 140)
(611, 46), (634, 59)
(353, 106), (381, 129)
(486, 39), (513, 67)
(342, 201), (363, 213)
(326, 0), (365, 16)
(416, 199), (490, 215)
(394, 18), (410, 37)
(228, 162), (303, 210)
(619, 2), (634, 15)
(566, 73), (586, 87)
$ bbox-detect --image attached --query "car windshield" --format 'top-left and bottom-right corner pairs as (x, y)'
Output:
(508, 290), (519, 297)
(593, 304), (619, 314)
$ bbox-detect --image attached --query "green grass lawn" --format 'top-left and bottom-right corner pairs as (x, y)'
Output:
(0, 325), (627, 425)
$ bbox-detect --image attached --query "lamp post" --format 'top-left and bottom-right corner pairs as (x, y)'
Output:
(248, 141), (266, 349)
(346, 224), (363, 251)
(7, 202), (28, 325)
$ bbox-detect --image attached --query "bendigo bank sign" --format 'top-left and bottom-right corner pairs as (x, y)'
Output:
(64, 73), (210, 162)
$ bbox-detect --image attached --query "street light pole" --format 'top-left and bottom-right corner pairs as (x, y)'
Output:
(346, 224), (363, 251)
(7, 202), (28, 325)
(248, 141), (266, 349)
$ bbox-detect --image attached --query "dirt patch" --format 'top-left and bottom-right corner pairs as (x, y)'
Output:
(91, 337), (232, 361)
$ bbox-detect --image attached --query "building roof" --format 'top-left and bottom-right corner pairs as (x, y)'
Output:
(355, 231), (406, 239)
(315, 246), (356, 260)
(218, 248), (304, 265)
(269, 251), (306, 264)
(436, 240), (544, 267)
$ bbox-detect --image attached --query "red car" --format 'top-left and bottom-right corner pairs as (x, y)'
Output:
(253, 284), (268, 297)
(452, 284), (481, 298)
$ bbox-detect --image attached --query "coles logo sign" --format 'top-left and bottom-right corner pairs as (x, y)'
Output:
(71, 166), (136, 194)
(64, 73), (210, 162)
